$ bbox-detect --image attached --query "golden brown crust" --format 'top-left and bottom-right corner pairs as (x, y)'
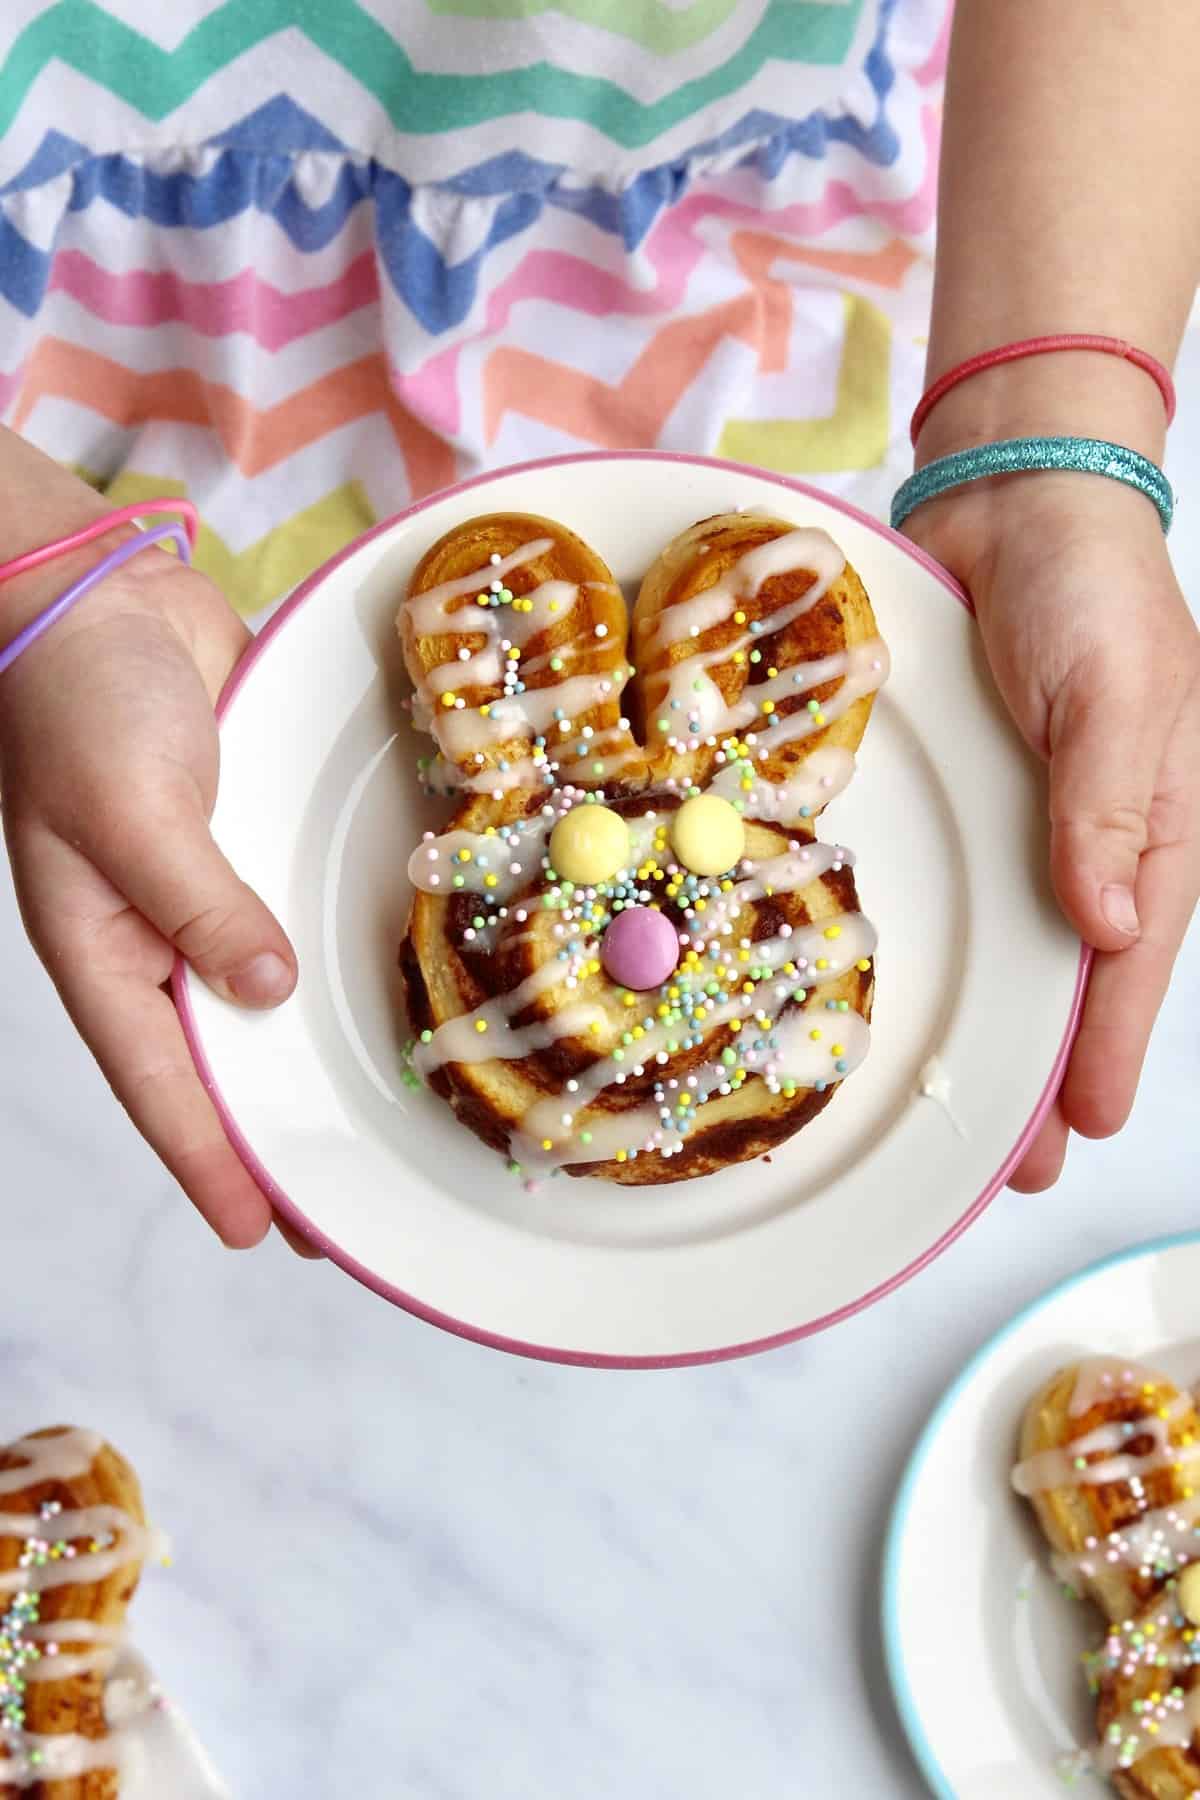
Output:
(0, 1428), (147, 1800)
(398, 511), (881, 1182)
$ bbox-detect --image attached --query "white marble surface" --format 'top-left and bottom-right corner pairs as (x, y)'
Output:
(3, 370), (1199, 1797)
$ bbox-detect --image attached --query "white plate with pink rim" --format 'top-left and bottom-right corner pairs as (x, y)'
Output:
(173, 450), (1086, 1367)
(883, 1233), (1200, 1799)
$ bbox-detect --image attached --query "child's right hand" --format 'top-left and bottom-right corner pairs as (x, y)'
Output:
(0, 536), (303, 1249)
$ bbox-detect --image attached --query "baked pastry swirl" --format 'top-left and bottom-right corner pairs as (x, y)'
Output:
(0, 1427), (157, 1797)
(1013, 1357), (1200, 1792)
(398, 510), (888, 1184)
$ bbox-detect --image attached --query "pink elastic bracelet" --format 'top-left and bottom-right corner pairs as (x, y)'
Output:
(0, 497), (198, 587)
(910, 335), (1177, 447)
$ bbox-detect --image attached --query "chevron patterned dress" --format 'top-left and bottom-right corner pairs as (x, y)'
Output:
(0, 1), (950, 613)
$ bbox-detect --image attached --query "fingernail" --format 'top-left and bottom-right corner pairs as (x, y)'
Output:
(1100, 883), (1140, 937)
(227, 951), (294, 1006)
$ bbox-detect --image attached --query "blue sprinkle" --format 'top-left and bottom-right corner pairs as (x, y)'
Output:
(834, 1060), (847, 1074)
(800, 806), (811, 819)
(814, 1080), (827, 1093)
(554, 708), (565, 721)
(750, 621), (762, 634)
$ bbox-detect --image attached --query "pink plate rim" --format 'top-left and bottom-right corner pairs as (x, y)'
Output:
(172, 449), (1092, 1370)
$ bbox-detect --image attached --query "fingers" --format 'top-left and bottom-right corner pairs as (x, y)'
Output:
(1059, 827), (1199, 1139)
(274, 1216), (325, 1260)
(1007, 1095), (1070, 1193)
(80, 777), (297, 1009)
(10, 822), (274, 1246)
(1047, 661), (1168, 954)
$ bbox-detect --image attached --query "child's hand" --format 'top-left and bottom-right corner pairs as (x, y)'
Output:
(0, 541), (308, 1249)
(905, 475), (1200, 1189)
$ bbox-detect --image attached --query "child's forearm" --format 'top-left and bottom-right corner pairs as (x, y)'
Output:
(921, 0), (1200, 465)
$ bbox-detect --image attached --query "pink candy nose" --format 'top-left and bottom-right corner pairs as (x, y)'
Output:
(600, 906), (680, 992)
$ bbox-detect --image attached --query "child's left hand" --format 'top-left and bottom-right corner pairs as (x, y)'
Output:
(905, 474), (1200, 1189)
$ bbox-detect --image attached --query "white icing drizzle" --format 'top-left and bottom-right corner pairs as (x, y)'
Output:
(0, 1429), (102, 1496)
(916, 1056), (965, 1136)
(412, 961), (606, 1071)
(406, 538), (553, 634)
(22, 1620), (125, 1684)
(1012, 1392), (1193, 1496)
(706, 745), (857, 821)
(646, 527), (845, 649)
(0, 1502), (159, 1594)
(689, 842), (848, 942)
(436, 671), (614, 758)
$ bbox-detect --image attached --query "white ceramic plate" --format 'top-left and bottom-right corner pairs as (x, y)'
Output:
(175, 451), (1085, 1365)
(883, 1233), (1200, 1799)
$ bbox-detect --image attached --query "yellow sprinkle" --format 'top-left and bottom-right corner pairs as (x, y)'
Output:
(856, 958), (871, 971)
(729, 1021), (742, 1034)
(480, 704), (492, 717)
(824, 925), (842, 940)
(733, 652), (745, 665)
(761, 699), (775, 715)
(740, 777), (752, 791)
(694, 898), (707, 911)
(587, 959), (601, 975)
(832, 1043), (844, 1057)
(475, 1019), (488, 1033)
(456, 849), (471, 862)
(160, 1554), (173, 1568)
(615, 1149), (627, 1162)
(623, 993), (637, 1008)
(657, 1004), (670, 1018)
(767, 667), (778, 679)
(632, 1026), (644, 1039)
(742, 981), (755, 995)
(783, 962), (796, 975)
(813, 711), (826, 726)
(738, 949), (750, 962)
(815, 957), (829, 970)
(810, 1028), (822, 1041)
(720, 879), (733, 892)
(678, 1093), (692, 1108)
(549, 601), (560, 614)
(589, 1021), (602, 1034)
(668, 987), (680, 1000)
(440, 692), (457, 708)
(733, 610), (747, 625)
(541, 1138), (553, 1151)
(484, 874), (499, 888)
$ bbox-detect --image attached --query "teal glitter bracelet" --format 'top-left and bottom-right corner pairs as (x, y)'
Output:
(891, 436), (1174, 534)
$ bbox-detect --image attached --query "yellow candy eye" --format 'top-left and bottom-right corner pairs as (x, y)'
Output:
(670, 794), (745, 877)
(549, 804), (630, 886)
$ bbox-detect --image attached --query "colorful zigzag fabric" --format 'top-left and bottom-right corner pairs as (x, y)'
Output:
(0, 0), (951, 613)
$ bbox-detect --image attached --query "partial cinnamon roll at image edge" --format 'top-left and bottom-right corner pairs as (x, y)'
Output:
(0, 1426), (152, 1799)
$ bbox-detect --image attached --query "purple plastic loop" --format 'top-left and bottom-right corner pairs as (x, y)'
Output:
(0, 521), (192, 677)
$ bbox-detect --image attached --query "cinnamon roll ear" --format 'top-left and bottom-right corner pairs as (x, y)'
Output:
(0, 1426), (153, 1795)
(631, 514), (887, 824)
(400, 512), (647, 799)
(1012, 1360), (1200, 1626)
